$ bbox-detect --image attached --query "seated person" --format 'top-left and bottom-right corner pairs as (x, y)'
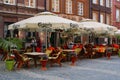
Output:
(68, 41), (74, 49)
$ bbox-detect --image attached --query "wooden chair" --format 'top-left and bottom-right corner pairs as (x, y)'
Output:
(98, 46), (106, 57)
(1, 50), (8, 61)
(0, 48), (4, 60)
(48, 50), (65, 67)
(74, 48), (82, 59)
(45, 49), (53, 57)
(12, 50), (32, 69)
(112, 48), (118, 55)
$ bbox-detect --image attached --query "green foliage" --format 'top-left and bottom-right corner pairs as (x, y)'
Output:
(0, 37), (23, 51)
(116, 35), (120, 40)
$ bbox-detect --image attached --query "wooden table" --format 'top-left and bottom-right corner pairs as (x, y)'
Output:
(62, 49), (75, 52)
(62, 49), (75, 61)
(62, 49), (77, 66)
(24, 52), (46, 67)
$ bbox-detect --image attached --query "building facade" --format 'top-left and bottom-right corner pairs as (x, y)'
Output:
(89, 0), (111, 25)
(46, 0), (89, 21)
(112, 0), (120, 29)
(0, 0), (45, 38)
(45, 0), (90, 44)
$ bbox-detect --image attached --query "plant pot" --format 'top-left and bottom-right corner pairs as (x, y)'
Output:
(106, 53), (111, 60)
(40, 60), (48, 71)
(5, 59), (15, 71)
(70, 56), (77, 66)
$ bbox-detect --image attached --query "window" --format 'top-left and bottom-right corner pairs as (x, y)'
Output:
(117, 0), (120, 2)
(100, 13), (105, 23)
(106, 14), (110, 25)
(78, 2), (84, 16)
(92, 12), (98, 21)
(106, 0), (111, 7)
(116, 9), (120, 22)
(52, 0), (60, 12)
(4, 0), (15, 5)
(92, 0), (98, 4)
(24, 0), (36, 8)
(4, 23), (13, 38)
(66, 0), (72, 14)
(0, 0), (3, 3)
(100, 0), (104, 6)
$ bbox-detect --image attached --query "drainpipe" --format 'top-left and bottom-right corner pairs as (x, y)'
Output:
(89, 0), (92, 19)
(44, 0), (47, 11)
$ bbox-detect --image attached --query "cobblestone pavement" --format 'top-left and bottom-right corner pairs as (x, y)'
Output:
(0, 56), (120, 80)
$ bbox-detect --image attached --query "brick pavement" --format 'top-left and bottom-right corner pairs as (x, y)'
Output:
(0, 56), (120, 80)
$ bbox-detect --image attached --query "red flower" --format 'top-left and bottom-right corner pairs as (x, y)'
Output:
(36, 47), (41, 52)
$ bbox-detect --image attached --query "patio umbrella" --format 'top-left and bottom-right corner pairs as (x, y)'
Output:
(79, 19), (118, 34)
(115, 30), (120, 34)
(8, 12), (82, 49)
(106, 25), (118, 36)
(8, 12), (79, 31)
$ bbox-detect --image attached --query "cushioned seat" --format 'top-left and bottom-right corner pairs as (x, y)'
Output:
(74, 48), (81, 55)
(12, 50), (32, 69)
(45, 49), (53, 57)
(48, 50), (65, 67)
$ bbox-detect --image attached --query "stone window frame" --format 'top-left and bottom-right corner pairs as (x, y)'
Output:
(116, 8), (120, 22)
(78, 2), (84, 16)
(92, 0), (98, 4)
(106, 14), (111, 25)
(24, 0), (36, 8)
(51, 0), (60, 12)
(4, 0), (16, 5)
(92, 11), (99, 22)
(106, 0), (111, 8)
(100, 12), (105, 23)
(100, 0), (105, 6)
(66, 0), (72, 14)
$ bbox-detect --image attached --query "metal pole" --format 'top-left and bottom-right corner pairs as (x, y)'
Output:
(44, 0), (47, 11)
(10, 30), (13, 38)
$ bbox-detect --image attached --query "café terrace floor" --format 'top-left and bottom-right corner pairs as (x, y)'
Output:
(0, 55), (120, 80)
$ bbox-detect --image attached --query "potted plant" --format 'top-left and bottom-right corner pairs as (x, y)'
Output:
(0, 37), (23, 70)
(40, 56), (48, 71)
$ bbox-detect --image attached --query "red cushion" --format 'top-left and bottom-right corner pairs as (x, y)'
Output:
(36, 47), (41, 52)
(48, 46), (55, 50)
(113, 44), (119, 48)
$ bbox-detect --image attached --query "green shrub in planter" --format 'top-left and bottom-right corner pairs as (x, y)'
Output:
(5, 59), (15, 71)
(0, 38), (23, 70)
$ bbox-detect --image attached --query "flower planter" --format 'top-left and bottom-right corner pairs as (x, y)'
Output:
(70, 56), (77, 66)
(5, 59), (15, 71)
(40, 60), (48, 71)
(106, 53), (111, 60)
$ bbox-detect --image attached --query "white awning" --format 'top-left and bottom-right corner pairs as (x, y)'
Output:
(8, 12), (80, 30)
